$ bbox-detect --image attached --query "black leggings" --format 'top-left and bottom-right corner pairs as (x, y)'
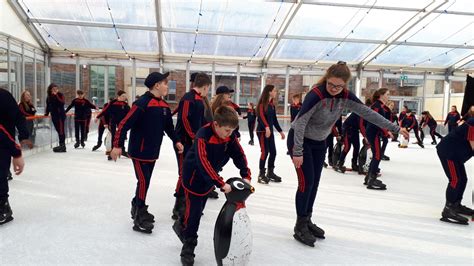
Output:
(339, 129), (360, 164)
(248, 120), (255, 142)
(438, 152), (467, 204)
(0, 149), (11, 201)
(258, 132), (276, 170)
(74, 120), (87, 143)
(52, 115), (66, 145)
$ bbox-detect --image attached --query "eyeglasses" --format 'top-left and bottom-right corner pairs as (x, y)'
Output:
(327, 81), (345, 90)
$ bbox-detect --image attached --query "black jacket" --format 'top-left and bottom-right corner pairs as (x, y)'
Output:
(65, 98), (97, 121)
(0, 88), (29, 141)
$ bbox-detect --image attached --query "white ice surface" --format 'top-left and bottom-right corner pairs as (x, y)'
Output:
(1, 131), (473, 265)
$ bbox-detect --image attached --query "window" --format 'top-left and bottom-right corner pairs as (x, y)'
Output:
(425, 79), (444, 95)
(239, 76), (260, 106)
(90, 65), (116, 107)
(165, 80), (177, 102)
(450, 80), (465, 94)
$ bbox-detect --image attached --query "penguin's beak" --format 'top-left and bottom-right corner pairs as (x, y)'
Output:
(250, 186), (255, 193)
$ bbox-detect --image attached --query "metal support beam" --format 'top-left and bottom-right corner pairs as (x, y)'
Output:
(33, 49), (37, 107)
(302, 1), (474, 16)
(378, 70), (383, 88)
(284, 66), (290, 116)
(7, 0), (49, 51)
(211, 62), (216, 97)
(422, 71), (427, 111)
(75, 56), (80, 91)
(261, 73), (267, 93)
(132, 58), (137, 100)
(154, 0), (164, 59)
(21, 44), (25, 92)
(263, 1), (303, 64)
(449, 53), (474, 71)
(442, 75), (450, 120)
(355, 64), (362, 98)
(360, 0), (449, 67)
(104, 66), (109, 103)
(186, 61), (191, 91)
(6, 38), (11, 93)
(236, 63), (241, 105)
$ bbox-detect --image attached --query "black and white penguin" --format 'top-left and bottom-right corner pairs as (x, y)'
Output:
(214, 177), (254, 266)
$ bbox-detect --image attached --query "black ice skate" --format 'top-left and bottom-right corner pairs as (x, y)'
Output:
(453, 202), (474, 217)
(7, 171), (12, 181)
(366, 174), (386, 190)
(351, 161), (358, 172)
(53, 144), (66, 153)
(131, 203), (155, 223)
(293, 216), (316, 247)
(180, 237), (197, 266)
(74, 142), (80, 149)
(257, 168), (269, 184)
(81, 142), (85, 148)
(267, 167), (282, 182)
(440, 202), (468, 225)
(248, 140), (254, 146)
(0, 199), (13, 225)
(323, 162), (328, 168)
(334, 161), (346, 173)
(92, 143), (101, 151)
(207, 189), (219, 199)
(308, 213), (325, 239)
(172, 219), (184, 243)
(132, 206), (154, 234)
(381, 155), (390, 161)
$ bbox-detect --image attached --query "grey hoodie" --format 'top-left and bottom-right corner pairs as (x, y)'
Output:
(291, 85), (399, 157)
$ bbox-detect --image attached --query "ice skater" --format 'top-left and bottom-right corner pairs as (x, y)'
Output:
(110, 72), (184, 233)
(65, 90), (97, 148)
(287, 61), (408, 247)
(243, 102), (256, 145)
(421, 111), (443, 145)
(444, 105), (461, 133)
(45, 83), (67, 152)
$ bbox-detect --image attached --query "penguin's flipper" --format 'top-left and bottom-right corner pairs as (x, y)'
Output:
(214, 203), (236, 262)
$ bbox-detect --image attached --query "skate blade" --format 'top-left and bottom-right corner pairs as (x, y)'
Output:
(366, 186), (387, 190)
(293, 234), (315, 247)
(440, 217), (468, 225)
(0, 216), (14, 225)
(132, 225), (153, 234)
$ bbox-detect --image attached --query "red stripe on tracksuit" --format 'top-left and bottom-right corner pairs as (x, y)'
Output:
(343, 133), (350, 153)
(114, 105), (138, 148)
(133, 160), (146, 200)
(374, 135), (380, 160)
(447, 160), (458, 189)
(183, 190), (191, 228)
(0, 124), (21, 155)
(258, 104), (269, 128)
(258, 132), (265, 160)
(175, 152), (184, 193)
(197, 139), (225, 187)
(296, 167), (305, 192)
(182, 101), (195, 139)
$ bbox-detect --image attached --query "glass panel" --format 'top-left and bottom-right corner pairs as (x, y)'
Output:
(240, 75), (261, 106)
(442, 0), (473, 13)
(9, 53), (22, 101)
(51, 63), (76, 103)
(21, 0), (156, 26)
(451, 80), (466, 93)
(36, 61), (45, 108)
(90, 65), (105, 107)
(273, 39), (377, 62)
(382, 77), (423, 97)
(108, 66), (116, 99)
(161, 0), (291, 34)
(373, 45), (472, 67)
(0, 49), (7, 90)
(303, 0), (433, 9)
(35, 24), (158, 52)
(164, 32), (271, 57)
(24, 57), (35, 102)
(286, 5), (416, 40)
(398, 14), (473, 44)
(425, 79), (444, 95)
(460, 60), (474, 70)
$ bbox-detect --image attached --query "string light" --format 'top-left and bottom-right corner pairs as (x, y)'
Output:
(21, 0), (76, 57)
(409, 37), (473, 67)
(106, 0), (133, 61)
(244, 0), (285, 66)
(189, 0), (204, 62)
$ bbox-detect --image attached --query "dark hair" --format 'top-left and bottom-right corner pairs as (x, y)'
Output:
(47, 83), (58, 96)
(316, 61), (351, 86)
(365, 98), (372, 106)
(422, 111), (433, 119)
(292, 93), (302, 100)
(248, 102), (254, 109)
(76, 90), (84, 95)
(214, 106), (239, 128)
(372, 88), (389, 103)
(193, 72), (212, 88)
(451, 105), (457, 111)
(117, 90), (126, 96)
(257, 85), (275, 113)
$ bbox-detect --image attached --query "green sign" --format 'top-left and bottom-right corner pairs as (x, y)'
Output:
(400, 75), (408, 81)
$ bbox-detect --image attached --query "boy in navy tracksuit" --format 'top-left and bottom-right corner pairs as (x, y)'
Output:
(97, 90), (130, 159)
(256, 85), (285, 184)
(334, 112), (361, 173)
(65, 90), (97, 148)
(172, 73), (212, 221)
(437, 118), (473, 225)
(243, 102), (256, 145)
(45, 83), (67, 152)
(421, 111), (443, 145)
(110, 72), (184, 233)
(290, 94), (302, 123)
(92, 98), (113, 151)
(0, 88), (29, 225)
(444, 105), (461, 132)
(400, 112), (424, 148)
(173, 106), (251, 266)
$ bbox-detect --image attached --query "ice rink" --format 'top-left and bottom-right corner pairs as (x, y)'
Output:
(1, 131), (473, 265)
